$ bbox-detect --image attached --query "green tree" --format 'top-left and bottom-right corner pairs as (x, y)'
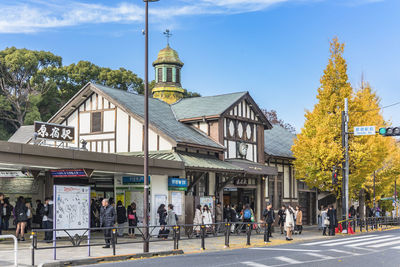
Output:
(0, 47), (62, 130)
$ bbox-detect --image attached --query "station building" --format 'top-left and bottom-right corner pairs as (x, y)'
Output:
(3, 44), (308, 225)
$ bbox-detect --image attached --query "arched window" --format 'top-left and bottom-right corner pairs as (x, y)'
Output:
(166, 68), (172, 82)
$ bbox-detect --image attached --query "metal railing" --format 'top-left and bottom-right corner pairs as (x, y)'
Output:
(0, 234), (18, 267)
(29, 221), (272, 266)
(338, 216), (400, 234)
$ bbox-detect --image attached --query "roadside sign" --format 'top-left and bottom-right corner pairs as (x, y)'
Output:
(354, 126), (375, 136)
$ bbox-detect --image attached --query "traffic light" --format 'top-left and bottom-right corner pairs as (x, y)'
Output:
(332, 166), (338, 185)
(379, 127), (400, 136)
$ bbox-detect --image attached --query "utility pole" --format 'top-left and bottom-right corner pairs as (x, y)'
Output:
(342, 98), (350, 225)
(373, 171), (376, 208)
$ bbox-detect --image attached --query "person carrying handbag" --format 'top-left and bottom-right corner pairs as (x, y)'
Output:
(127, 202), (138, 238)
(321, 206), (329, 236)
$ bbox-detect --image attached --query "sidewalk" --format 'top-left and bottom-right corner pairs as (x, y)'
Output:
(0, 226), (361, 267)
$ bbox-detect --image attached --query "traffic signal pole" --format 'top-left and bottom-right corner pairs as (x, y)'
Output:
(343, 98), (350, 227)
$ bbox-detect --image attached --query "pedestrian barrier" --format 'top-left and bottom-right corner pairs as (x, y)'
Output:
(337, 216), (400, 235)
(29, 221), (271, 266)
(0, 234), (18, 267)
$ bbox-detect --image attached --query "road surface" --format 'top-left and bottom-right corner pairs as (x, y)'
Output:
(85, 228), (400, 267)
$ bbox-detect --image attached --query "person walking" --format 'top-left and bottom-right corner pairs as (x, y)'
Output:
(14, 196), (28, 241)
(321, 206), (329, 236)
(202, 204), (213, 233)
(285, 205), (295, 241)
(262, 202), (275, 242)
(116, 201), (127, 237)
(327, 205), (337, 236)
(278, 205), (286, 235)
(193, 204), (203, 237)
(127, 202), (138, 238)
(100, 198), (116, 248)
(295, 205), (303, 235)
(42, 197), (54, 243)
(167, 204), (177, 226)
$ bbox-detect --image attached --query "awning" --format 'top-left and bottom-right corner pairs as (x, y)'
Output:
(225, 159), (278, 176)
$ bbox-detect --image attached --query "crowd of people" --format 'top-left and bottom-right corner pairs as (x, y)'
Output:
(0, 192), (54, 242)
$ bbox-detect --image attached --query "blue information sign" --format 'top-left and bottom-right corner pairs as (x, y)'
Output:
(168, 178), (188, 188)
(122, 176), (151, 185)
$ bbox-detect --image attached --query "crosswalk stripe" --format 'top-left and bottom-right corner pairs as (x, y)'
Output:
(302, 235), (377, 246)
(329, 249), (361, 256)
(346, 236), (400, 247)
(241, 262), (270, 267)
(275, 256), (302, 264)
(250, 248), (320, 252)
(392, 246), (400, 249)
(368, 239), (400, 248)
(305, 252), (334, 260)
(322, 235), (393, 246)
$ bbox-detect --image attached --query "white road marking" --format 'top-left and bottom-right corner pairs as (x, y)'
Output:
(250, 248), (320, 252)
(346, 236), (400, 247)
(241, 262), (270, 267)
(322, 235), (393, 246)
(392, 246), (400, 249)
(368, 239), (400, 248)
(275, 256), (302, 264)
(302, 235), (377, 246)
(329, 248), (361, 255)
(305, 252), (334, 260)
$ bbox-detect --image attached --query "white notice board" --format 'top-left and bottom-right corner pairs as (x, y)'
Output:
(54, 185), (90, 237)
(171, 192), (183, 216)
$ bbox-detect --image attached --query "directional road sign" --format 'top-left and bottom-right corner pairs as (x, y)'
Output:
(354, 126), (376, 136)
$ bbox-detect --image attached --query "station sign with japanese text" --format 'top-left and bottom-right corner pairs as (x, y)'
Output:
(122, 176), (151, 185)
(50, 169), (88, 178)
(168, 177), (188, 188)
(34, 121), (75, 142)
(354, 126), (375, 136)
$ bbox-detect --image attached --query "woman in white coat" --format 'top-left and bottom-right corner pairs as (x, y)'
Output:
(193, 204), (202, 237)
(285, 205), (295, 241)
(321, 206), (329, 236)
(202, 205), (213, 232)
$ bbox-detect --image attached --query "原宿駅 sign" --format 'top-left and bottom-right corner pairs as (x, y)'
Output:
(34, 121), (75, 142)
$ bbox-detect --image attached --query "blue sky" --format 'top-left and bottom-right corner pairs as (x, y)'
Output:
(1, 0), (399, 131)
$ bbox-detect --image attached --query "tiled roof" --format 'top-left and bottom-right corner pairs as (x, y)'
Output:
(8, 125), (34, 144)
(264, 124), (295, 158)
(122, 150), (243, 172)
(93, 84), (223, 149)
(171, 92), (247, 120)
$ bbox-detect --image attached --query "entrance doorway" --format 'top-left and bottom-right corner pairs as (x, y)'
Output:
(223, 187), (256, 213)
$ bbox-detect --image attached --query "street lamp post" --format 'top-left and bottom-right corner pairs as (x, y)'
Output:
(143, 0), (159, 253)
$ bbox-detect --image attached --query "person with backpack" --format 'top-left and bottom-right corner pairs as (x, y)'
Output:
(262, 202), (275, 242)
(116, 201), (127, 237)
(127, 202), (138, 238)
(14, 196), (28, 241)
(242, 204), (253, 223)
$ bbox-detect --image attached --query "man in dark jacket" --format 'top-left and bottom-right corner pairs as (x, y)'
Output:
(42, 197), (54, 242)
(327, 205), (337, 236)
(100, 199), (116, 248)
(262, 203), (275, 242)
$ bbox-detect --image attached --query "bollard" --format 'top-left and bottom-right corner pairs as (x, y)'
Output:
(366, 218), (368, 232)
(225, 223), (230, 248)
(173, 226), (179, 250)
(263, 223), (269, 243)
(201, 225), (206, 250)
(31, 231), (36, 267)
(246, 224), (251, 246)
(112, 228), (117, 256)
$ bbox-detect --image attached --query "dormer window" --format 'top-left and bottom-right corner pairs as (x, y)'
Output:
(166, 68), (172, 82)
(157, 68), (163, 83)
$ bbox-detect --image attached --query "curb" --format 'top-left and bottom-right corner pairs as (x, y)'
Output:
(39, 250), (184, 267)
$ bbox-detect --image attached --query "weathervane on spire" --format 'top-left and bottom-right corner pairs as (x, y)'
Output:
(163, 29), (172, 46)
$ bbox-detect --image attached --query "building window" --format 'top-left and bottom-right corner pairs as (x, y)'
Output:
(157, 68), (163, 83)
(176, 68), (180, 83)
(166, 68), (172, 82)
(91, 112), (102, 133)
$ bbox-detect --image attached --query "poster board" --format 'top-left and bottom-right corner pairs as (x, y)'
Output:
(171, 192), (183, 216)
(200, 196), (214, 213)
(54, 185), (90, 237)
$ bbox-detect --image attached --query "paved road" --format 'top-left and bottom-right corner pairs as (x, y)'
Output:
(85, 229), (400, 267)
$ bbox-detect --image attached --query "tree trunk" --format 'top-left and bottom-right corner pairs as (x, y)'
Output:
(359, 189), (365, 220)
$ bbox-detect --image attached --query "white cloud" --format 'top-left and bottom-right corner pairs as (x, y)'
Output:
(0, 0), (383, 34)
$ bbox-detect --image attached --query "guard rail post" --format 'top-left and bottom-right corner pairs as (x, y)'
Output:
(30, 231), (37, 267)
(246, 223), (251, 246)
(201, 225), (206, 250)
(224, 223), (230, 248)
(366, 218), (369, 232)
(173, 226), (179, 250)
(112, 228), (117, 256)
